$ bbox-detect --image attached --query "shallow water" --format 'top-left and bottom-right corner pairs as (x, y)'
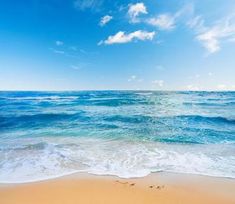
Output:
(0, 91), (235, 183)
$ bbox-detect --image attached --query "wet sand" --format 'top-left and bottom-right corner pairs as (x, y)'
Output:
(1, 173), (235, 204)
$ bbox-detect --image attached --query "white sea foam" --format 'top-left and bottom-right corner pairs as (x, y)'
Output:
(5, 96), (78, 101)
(0, 137), (235, 183)
(135, 92), (153, 96)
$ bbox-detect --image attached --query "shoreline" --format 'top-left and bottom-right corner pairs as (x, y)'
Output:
(1, 170), (235, 185)
(1, 172), (235, 204)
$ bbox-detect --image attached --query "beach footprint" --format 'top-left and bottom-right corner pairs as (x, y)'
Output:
(115, 180), (135, 187)
(115, 180), (129, 185)
(156, 185), (165, 190)
(149, 185), (165, 190)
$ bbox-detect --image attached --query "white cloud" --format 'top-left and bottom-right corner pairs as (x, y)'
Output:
(152, 80), (164, 87)
(74, 0), (103, 11)
(187, 15), (204, 29)
(190, 14), (235, 53)
(128, 2), (148, 23)
(128, 75), (137, 82)
(55, 41), (63, 46)
(146, 4), (193, 31)
(147, 14), (176, 30)
(128, 75), (143, 82)
(99, 30), (155, 45)
(99, 15), (113, 26)
(197, 31), (220, 53)
(186, 84), (200, 91)
(51, 48), (65, 54)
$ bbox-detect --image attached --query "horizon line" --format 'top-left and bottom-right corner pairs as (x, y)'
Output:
(0, 89), (235, 92)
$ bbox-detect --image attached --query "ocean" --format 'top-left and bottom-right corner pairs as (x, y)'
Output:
(0, 91), (235, 183)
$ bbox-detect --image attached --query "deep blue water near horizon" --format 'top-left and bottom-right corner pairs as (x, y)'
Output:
(0, 91), (235, 183)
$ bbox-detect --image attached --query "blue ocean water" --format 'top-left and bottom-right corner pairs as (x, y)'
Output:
(0, 91), (235, 183)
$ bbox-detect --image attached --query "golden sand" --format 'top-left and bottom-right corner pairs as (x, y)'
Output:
(1, 173), (235, 204)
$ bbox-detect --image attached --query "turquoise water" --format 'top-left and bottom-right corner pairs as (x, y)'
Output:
(0, 91), (235, 183)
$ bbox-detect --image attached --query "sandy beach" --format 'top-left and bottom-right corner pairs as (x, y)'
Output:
(1, 0), (235, 203)
(1, 173), (235, 204)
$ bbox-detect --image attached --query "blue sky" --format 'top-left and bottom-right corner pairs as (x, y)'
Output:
(0, 0), (235, 91)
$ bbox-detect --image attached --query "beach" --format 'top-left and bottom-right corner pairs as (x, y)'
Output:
(1, 91), (235, 203)
(1, 0), (235, 202)
(1, 172), (235, 204)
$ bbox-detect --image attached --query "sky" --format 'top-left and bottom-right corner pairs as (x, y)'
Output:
(0, 0), (235, 91)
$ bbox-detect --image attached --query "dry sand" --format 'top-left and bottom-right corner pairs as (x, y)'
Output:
(1, 172), (235, 204)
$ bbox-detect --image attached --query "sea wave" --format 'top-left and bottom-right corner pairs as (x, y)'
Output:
(0, 137), (235, 183)
(0, 91), (235, 183)
(1, 113), (234, 125)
